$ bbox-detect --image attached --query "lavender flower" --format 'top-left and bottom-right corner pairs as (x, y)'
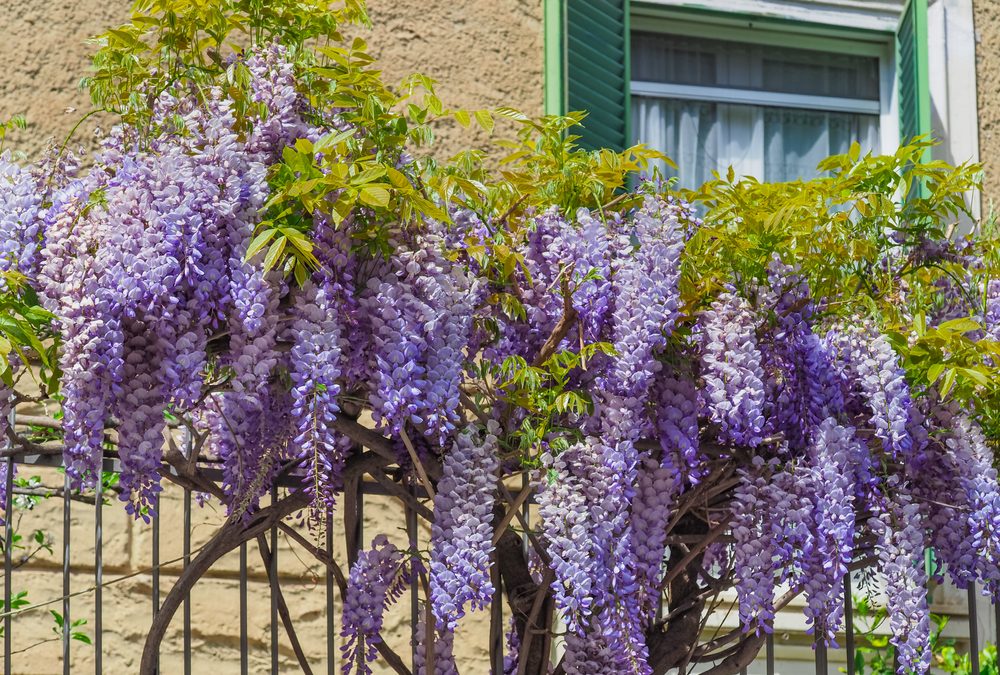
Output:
(429, 421), (499, 630)
(288, 281), (345, 517)
(341, 535), (408, 674)
(828, 324), (914, 459)
(605, 196), (685, 400)
(699, 292), (766, 446)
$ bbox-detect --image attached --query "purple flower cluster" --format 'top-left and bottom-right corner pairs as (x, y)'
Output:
(288, 281), (345, 517)
(652, 370), (702, 480)
(429, 421), (499, 630)
(761, 258), (843, 448)
(361, 238), (476, 441)
(341, 535), (407, 674)
(872, 481), (931, 674)
(699, 292), (766, 446)
(828, 324), (914, 459)
(605, 196), (685, 400)
(986, 278), (1000, 341)
(629, 456), (679, 617)
(916, 407), (1000, 596)
(0, 153), (43, 287)
(413, 617), (460, 675)
(799, 419), (858, 643)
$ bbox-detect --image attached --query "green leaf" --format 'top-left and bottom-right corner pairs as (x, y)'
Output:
(474, 109), (494, 134)
(262, 237), (287, 272)
(245, 228), (275, 260)
(359, 184), (390, 208)
(453, 109), (471, 128)
(927, 363), (946, 383)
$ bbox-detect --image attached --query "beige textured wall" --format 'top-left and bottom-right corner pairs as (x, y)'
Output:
(0, 0), (541, 672)
(975, 0), (1000, 206)
(0, 1), (543, 161)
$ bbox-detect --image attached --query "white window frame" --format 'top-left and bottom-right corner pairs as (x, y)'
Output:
(630, 11), (901, 159)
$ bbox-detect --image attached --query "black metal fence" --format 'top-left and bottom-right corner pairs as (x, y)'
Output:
(1, 446), (998, 674)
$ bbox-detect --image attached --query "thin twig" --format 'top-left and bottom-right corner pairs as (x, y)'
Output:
(256, 534), (315, 675)
(399, 427), (436, 502)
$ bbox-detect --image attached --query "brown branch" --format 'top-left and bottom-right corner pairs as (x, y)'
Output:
(648, 517), (710, 675)
(138, 451), (390, 675)
(491, 481), (532, 547)
(256, 535), (315, 675)
(697, 633), (768, 675)
(399, 427), (436, 501)
(277, 525), (412, 675)
(659, 518), (729, 591)
(494, 524), (549, 675)
(531, 275), (578, 367)
(332, 417), (399, 464)
(368, 469), (434, 521)
(139, 489), (310, 674)
(12, 415), (62, 430)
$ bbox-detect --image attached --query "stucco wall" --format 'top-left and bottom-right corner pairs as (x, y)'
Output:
(0, 1), (543, 161)
(974, 0), (1000, 204)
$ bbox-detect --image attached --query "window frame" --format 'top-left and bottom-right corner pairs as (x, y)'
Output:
(629, 10), (900, 159)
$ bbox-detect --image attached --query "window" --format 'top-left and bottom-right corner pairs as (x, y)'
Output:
(630, 32), (884, 187)
(543, 0), (932, 185)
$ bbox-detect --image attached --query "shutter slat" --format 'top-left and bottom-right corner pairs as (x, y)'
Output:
(896, 0), (930, 145)
(563, 0), (629, 151)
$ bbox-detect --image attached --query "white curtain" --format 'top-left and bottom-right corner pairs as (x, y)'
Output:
(631, 33), (881, 188)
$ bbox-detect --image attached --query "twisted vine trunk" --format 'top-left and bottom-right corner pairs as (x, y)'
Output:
(138, 490), (310, 674)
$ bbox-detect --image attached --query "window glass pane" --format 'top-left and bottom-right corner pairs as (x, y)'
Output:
(632, 96), (879, 188)
(631, 32), (880, 100)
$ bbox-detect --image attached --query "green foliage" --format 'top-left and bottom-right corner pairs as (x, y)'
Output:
(86, 0), (369, 129)
(850, 595), (997, 674)
(0, 273), (58, 393)
(0, 114), (27, 155)
(680, 139), (999, 439)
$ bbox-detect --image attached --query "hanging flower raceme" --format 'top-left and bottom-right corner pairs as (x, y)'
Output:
(413, 616), (460, 675)
(288, 280), (346, 517)
(429, 420), (500, 630)
(699, 291), (767, 447)
(341, 535), (409, 674)
(872, 481), (932, 675)
(828, 323), (914, 460)
(604, 195), (685, 400)
(0, 152), (44, 289)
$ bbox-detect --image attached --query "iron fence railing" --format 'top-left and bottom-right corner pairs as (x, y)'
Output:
(0, 445), (998, 674)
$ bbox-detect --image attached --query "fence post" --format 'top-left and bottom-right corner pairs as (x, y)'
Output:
(62, 470), (70, 675)
(95, 469), (102, 675)
(4, 454), (13, 675)
(969, 584), (980, 674)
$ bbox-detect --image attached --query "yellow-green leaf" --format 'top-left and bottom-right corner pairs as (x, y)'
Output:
(359, 185), (390, 208)
(263, 237), (287, 272)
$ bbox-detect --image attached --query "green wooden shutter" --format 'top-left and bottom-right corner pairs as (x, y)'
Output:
(544, 0), (630, 152)
(897, 0), (931, 146)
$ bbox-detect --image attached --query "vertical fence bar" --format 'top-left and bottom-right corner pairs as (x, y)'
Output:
(62, 472), (71, 675)
(969, 584), (980, 674)
(844, 574), (855, 675)
(183, 488), (192, 675)
(406, 480), (418, 666)
(995, 599), (1000, 662)
(490, 560), (503, 673)
(152, 496), (160, 674)
(270, 485), (278, 675)
(240, 541), (248, 675)
(326, 510), (335, 675)
(766, 632), (775, 675)
(4, 456), (14, 675)
(94, 470), (102, 675)
(815, 641), (827, 674)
